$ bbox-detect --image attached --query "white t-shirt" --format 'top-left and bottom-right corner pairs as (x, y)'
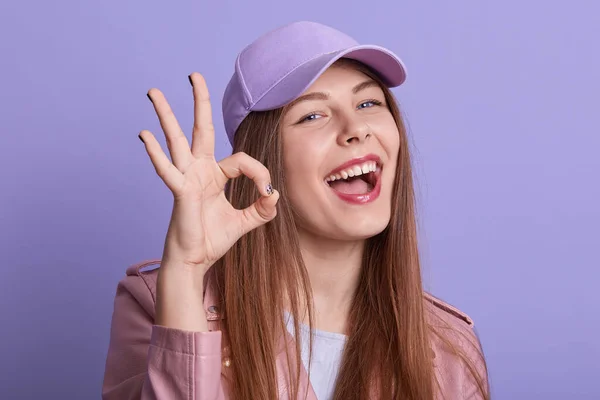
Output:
(284, 312), (347, 400)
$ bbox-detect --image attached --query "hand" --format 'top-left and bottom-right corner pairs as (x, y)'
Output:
(139, 73), (279, 276)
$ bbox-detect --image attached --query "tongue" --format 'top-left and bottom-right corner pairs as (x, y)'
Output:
(329, 176), (370, 194)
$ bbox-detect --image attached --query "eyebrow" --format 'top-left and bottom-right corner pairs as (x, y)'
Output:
(285, 79), (379, 110)
(352, 80), (379, 94)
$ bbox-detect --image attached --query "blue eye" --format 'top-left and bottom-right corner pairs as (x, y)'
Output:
(298, 113), (322, 124)
(296, 100), (382, 124)
(358, 99), (382, 109)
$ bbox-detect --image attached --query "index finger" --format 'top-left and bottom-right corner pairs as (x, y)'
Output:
(189, 73), (215, 158)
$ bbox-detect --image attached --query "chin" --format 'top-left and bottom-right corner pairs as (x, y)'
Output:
(334, 214), (390, 240)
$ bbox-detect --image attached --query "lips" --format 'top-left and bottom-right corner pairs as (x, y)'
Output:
(324, 154), (383, 204)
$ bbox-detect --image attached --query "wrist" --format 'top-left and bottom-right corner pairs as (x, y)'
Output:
(155, 263), (209, 332)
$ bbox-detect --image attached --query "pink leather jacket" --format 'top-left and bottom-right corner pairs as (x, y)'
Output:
(103, 260), (488, 399)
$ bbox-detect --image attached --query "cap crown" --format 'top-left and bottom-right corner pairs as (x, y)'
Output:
(222, 21), (358, 140)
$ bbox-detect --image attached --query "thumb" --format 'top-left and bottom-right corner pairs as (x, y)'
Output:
(239, 189), (280, 235)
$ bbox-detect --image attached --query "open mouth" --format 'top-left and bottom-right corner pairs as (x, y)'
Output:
(325, 161), (381, 195)
(322, 153), (384, 205)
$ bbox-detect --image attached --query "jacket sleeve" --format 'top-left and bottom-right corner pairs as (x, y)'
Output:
(102, 273), (226, 400)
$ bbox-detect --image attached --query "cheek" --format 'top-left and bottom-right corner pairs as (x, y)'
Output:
(282, 130), (331, 183)
(282, 135), (336, 224)
(375, 119), (401, 189)
(388, 135), (401, 163)
(283, 158), (320, 223)
(373, 117), (401, 160)
(282, 137), (318, 198)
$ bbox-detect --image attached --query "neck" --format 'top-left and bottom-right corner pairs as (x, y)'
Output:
(296, 228), (364, 334)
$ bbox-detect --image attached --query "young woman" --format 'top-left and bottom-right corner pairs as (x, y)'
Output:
(103, 21), (489, 400)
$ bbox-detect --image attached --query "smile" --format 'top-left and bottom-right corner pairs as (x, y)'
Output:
(324, 154), (382, 204)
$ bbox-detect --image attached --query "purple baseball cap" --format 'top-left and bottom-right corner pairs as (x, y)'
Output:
(222, 21), (408, 145)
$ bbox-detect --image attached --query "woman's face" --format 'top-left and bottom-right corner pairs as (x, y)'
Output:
(281, 63), (400, 241)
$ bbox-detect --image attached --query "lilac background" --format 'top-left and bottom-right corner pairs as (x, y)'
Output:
(1, 0), (598, 399)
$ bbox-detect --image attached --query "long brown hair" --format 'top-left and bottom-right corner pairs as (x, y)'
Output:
(214, 59), (489, 399)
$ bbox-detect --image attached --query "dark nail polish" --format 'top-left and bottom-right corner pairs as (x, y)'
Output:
(188, 75), (193, 87)
(138, 134), (145, 143)
(266, 183), (273, 195)
(146, 93), (152, 102)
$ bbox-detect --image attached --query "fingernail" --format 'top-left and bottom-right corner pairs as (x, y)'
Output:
(188, 74), (193, 87)
(138, 134), (145, 143)
(146, 93), (153, 103)
(266, 183), (273, 196)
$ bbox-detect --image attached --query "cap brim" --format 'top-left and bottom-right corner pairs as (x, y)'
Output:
(252, 44), (407, 111)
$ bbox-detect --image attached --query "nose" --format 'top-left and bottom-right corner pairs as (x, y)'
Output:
(336, 116), (371, 146)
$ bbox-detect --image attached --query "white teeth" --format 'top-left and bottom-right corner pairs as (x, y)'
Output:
(325, 161), (380, 182)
